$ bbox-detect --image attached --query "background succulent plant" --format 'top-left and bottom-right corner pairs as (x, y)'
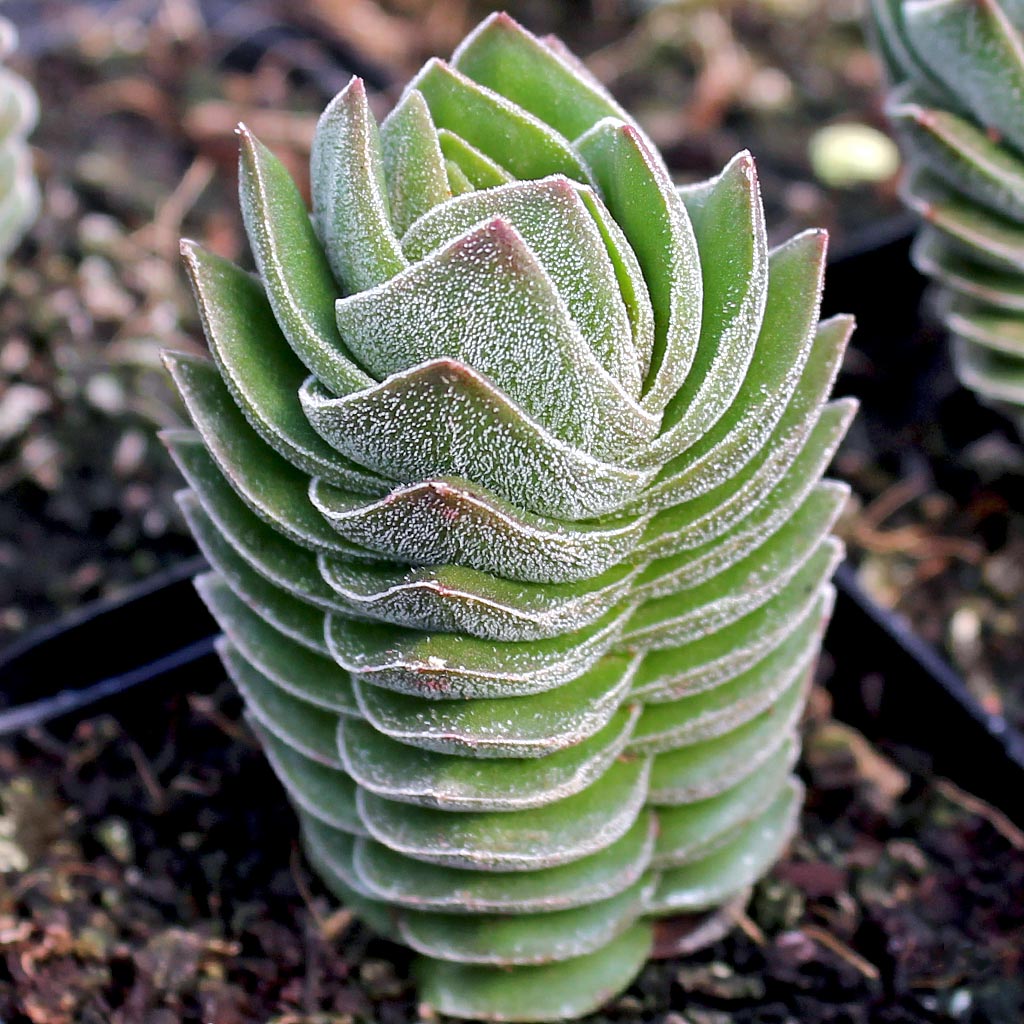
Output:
(163, 13), (853, 1021)
(0, 17), (37, 278)
(870, 0), (1024, 431)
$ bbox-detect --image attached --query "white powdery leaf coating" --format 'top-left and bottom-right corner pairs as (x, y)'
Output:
(394, 876), (655, 966)
(631, 571), (836, 704)
(351, 814), (655, 914)
(318, 554), (640, 643)
(197, 570), (359, 715)
(622, 505), (844, 653)
(351, 652), (640, 758)
(252, 719), (366, 835)
(636, 401), (851, 566)
(646, 678), (808, 806)
(218, 631), (345, 768)
(635, 230), (828, 508)
(333, 216), (658, 460)
(309, 477), (649, 585)
(325, 604), (633, 701)
(379, 88), (452, 237)
(646, 152), (768, 464)
(310, 77), (408, 295)
(402, 175), (640, 395)
(336, 704), (639, 811)
(638, 477), (850, 600)
(575, 118), (703, 413)
(627, 611), (821, 754)
(647, 780), (802, 913)
(954, 336), (1024, 402)
(161, 356), (378, 560)
(299, 361), (655, 522)
(650, 738), (797, 868)
(355, 757), (652, 871)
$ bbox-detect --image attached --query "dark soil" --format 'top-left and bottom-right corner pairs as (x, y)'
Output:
(0, 681), (1021, 1024)
(1, 3), (1023, 1023)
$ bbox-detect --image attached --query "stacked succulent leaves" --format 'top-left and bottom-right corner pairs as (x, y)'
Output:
(871, 0), (1024, 429)
(0, 17), (37, 278)
(164, 14), (854, 1021)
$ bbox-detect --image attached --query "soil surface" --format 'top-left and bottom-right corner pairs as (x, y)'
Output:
(1, 3), (1022, 1023)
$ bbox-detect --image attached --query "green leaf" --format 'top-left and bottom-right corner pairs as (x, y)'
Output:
(452, 13), (629, 143)
(300, 359), (655, 522)
(161, 354), (375, 558)
(576, 118), (702, 410)
(947, 297), (1024, 357)
(218, 633), (344, 767)
(954, 334), (1024, 404)
(409, 58), (590, 183)
(638, 318), (855, 558)
(192, 524), (330, 654)
(912, 225), (1024, 310)
(333, 216), (657, 459)
(319, 555), (640, 643)
(180, 242), (386, 492)
(437, 129), (514, 189)
(325, 603), (632, 700)
(415, 923), (653, 1023)
(310, 477), (648, 585)
(888, 82), (1024, 222)
(310, 77), (408, 294)
(170, 452), (362, 615)
(397, 875), (652, 965)
(628, 600), (823, 753)
(868, 0), (958, 97)
(301, 823), (397, 937)
(402, 177), (640, 394)
(903, 166), (1024, 270)
(648, 779), (802, 913)
(623, 502), (844, 653)
(652, 737), (797, 868)
(352, 652), (638, 757)
(651, 151), (768, 461)
(379, 88), (450, 236)
(236, 126), (374, 396)
(640, 229), (828, 506)
(647, 673), (806, 804)
(632, 563), (835, 703)
(190, 568), (359, 714)
(357, 756), (650, 870)
(352, 812), (655, 913)
(253, 721), (364, 834)
(337, 705), (638, 810)
(904, 0), (1024, 155)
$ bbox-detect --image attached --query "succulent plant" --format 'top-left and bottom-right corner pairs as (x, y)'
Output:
(162, 13), (853, 1021)
(870, 0), (1024, 430)
(0, 17), (37, 278)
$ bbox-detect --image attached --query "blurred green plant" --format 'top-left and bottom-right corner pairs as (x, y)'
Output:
(871, 0), (1024, 431)
(0, 17), (37, 279)
(163, 12), (852, 1021)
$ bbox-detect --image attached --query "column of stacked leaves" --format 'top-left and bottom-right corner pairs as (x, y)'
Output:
(871, 0), (1024, 430)
(0, 16), (38, 276)
(163, 15), (854, 1022)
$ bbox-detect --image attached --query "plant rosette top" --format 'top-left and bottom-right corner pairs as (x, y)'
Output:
(871, 0), (1024, 432)
(0, 17), (38, 280)
(163, 13), (854, 1022)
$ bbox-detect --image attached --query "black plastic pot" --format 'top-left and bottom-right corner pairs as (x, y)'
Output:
(3, 223), (1024, 823)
